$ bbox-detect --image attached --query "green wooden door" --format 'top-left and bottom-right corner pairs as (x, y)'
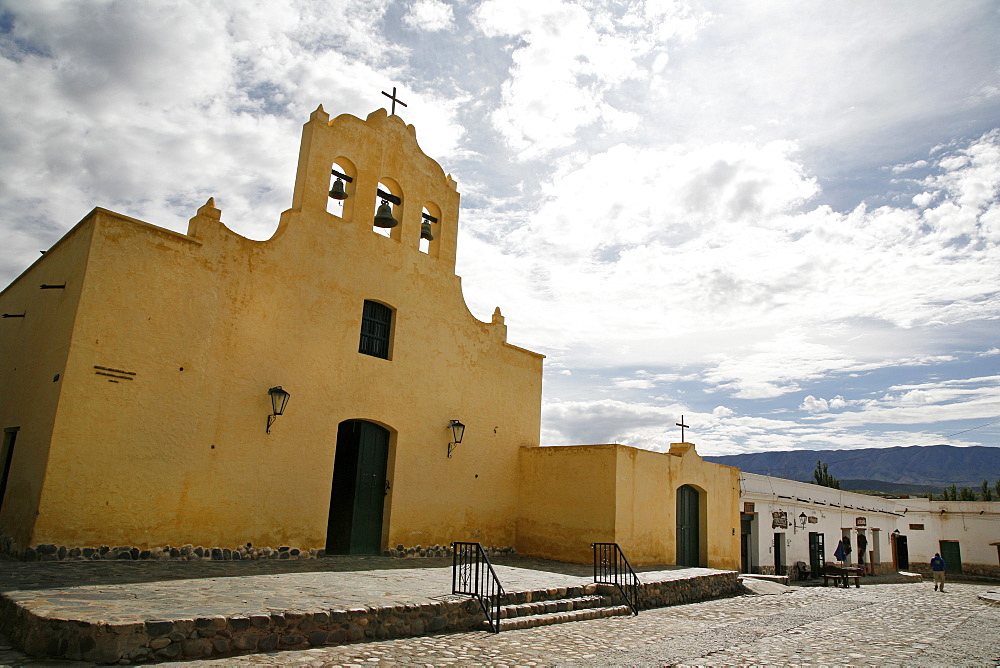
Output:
(326, 420), (390, 555)
(676, 484), (700, 567)
(349, 422), (390, 554)
(939, 540), (962, 574)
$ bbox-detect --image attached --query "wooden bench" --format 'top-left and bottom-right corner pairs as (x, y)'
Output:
(822, 566), (861, 588)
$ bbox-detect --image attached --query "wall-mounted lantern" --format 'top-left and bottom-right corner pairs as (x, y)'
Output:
(447, 419), (466, 458)
(267, 386), (290, 434)
(797, 512), (808, 529)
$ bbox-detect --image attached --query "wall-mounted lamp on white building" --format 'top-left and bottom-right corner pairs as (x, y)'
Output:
(267, 386), (290, 434)
(447, 419), (466, 458)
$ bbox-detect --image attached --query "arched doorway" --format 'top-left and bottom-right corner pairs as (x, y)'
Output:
(326, 420), (390, 555)
(676, 484), (700, 567)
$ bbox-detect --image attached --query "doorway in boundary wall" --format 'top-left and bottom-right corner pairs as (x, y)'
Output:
(676, 484), (700, 567)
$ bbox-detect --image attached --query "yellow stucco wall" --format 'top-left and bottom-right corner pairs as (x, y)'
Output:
(517, 443), (741, 568)
(0, 219), (96, 547)
(0, 107), (543, 553)
(516, 445), (619, 562)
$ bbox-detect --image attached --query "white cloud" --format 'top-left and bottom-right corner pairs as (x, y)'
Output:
(402, 0), (454, 32)
(801, 396), (829, 413)
(471, 0), (704, 158)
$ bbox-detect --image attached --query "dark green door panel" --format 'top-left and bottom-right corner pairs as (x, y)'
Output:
(326, 420), (390, 555)
(939, 540), (962, 574)
(676, 484), (700, 567)
(350, 422), (389, 554)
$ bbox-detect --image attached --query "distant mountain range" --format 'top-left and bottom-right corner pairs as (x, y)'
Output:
(704, 444), (1000, 493)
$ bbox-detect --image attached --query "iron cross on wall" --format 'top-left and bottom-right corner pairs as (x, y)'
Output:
(676, 415), (690, 443)
(381, 86), (408, 116)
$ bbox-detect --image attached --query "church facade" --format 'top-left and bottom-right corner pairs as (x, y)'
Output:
(0, 106), (740, 569)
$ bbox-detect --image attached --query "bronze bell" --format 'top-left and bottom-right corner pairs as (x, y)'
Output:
(373, 200), (398, 228)
(420, 220), (434, 241)
(329, 178), (348, 200)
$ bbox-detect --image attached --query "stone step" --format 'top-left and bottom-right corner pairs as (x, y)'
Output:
(500, 584), (599, 606)
(494, 604), (633, 631)
(498, 594), (613, 619)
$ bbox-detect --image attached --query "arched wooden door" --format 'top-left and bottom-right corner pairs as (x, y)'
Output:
(326, 420), (390, 555)
(676, 484), (700, 567)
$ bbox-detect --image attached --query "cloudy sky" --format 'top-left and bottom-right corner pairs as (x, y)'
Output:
(2, 1), (999, 459)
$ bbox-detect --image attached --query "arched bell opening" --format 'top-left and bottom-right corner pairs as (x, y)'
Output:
(373, 179), (403, 240)
(327, 158), (357, 220)
(418, 202), (441, 255)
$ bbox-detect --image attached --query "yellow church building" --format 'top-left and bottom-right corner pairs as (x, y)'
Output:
(0, 106), (740, 569)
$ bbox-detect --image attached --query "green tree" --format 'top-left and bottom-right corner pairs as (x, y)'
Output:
(813, 460), (840, 489)
(924, 492), (935, 500)
(982, 480), (993, 502)
(943, 484), (958, 501)
(995, 479), (1000, 499)
(958, 487), (977, 501)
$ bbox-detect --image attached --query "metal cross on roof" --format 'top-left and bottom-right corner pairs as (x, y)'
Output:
(676, 415), (690, 443)
(381, 86), (408, 116)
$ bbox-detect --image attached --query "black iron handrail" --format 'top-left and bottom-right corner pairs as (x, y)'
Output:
(593, 542), (640, 615)
(452, 542), (505, 633)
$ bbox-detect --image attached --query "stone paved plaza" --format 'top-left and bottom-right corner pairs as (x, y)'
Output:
(0, 555), (997, 666)
(161, 581), (999, 667)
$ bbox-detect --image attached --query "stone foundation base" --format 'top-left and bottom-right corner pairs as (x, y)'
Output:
(1, 535), (515, 563)
(12, 542), (319, 562)
(384, 544), (515, 559)
(908, 562), (1000, 580)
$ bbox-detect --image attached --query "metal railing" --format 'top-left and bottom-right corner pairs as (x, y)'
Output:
(452, 542), (505, 633)
(593, 542), (641, 615)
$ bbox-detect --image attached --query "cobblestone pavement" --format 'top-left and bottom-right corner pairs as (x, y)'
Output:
(149, 582), (999, 667)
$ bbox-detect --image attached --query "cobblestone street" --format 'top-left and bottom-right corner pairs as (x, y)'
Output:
(142, 581), (998, 667)
(1, 573), (998, 666)
(99, 582), (1000, 666)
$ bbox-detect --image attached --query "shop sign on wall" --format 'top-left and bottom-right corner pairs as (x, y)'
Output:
(772, 511), (788, 529)
(856, 517), (867, 527)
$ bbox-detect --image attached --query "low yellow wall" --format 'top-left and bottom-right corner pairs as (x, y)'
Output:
(517, 443), (741, 568)
(517, 445), (618, 563)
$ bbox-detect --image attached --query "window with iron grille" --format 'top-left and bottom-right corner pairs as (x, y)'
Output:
(359, 300), (392, 359)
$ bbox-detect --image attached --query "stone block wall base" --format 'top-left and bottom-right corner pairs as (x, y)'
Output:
(908, 562), (1000, 581)
(384, 544), (515, 559)
(3, 538), (515, 563)
(0, 571), (740, 664)
(6, 540), (322, 562)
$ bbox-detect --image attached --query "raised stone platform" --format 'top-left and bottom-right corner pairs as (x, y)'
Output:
(0, 556), (739, 664)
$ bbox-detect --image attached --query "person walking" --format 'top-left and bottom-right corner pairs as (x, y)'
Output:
(930, 553), (946, 591)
